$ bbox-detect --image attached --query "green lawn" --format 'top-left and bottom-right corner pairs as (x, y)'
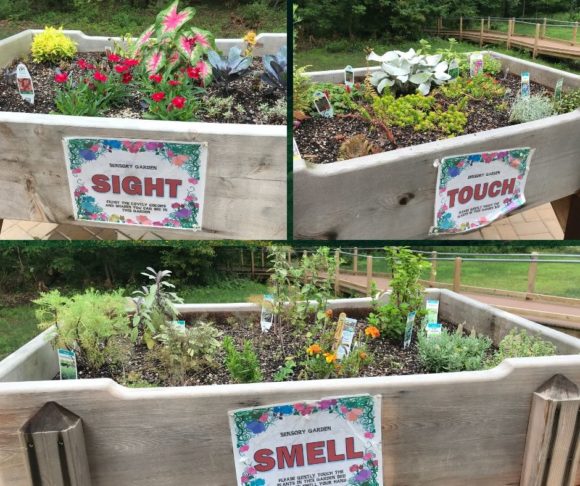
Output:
(0, 278), (269, 361)
(342, 255), (580, 299)
(295, 36), (580, 74)
(0, 2), (286, 40)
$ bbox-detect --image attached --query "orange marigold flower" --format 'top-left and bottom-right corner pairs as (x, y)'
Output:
(324, 352), (336, 363)
(365, 326), (380, 339)
(307, 344), (322, 355)
(360, 352), (368, 360)
(325, 309), (333, 318)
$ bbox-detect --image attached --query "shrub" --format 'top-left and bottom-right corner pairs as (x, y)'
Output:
(31, 26), (77, 63)
(338, 134), (379, 160)
(223, 336), (262, 383)
(293, 66), (312, 113)
(418, 329), (492, 373)
(554, 88), (580, 114)
(485, 329), (557, 368)
(35, 288), (132, 369)
(509, 95), (556, 123)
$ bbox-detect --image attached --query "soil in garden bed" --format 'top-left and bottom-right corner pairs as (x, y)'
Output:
(295, 74), (550, 164)
(0, 53), (285, 125)
(66, 308), (495, 387)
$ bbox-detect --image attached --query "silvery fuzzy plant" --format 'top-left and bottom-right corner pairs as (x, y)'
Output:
(367, 48), (452, 96)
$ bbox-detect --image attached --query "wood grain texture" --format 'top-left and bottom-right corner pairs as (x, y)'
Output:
(0, 32), (287, 240)
(294, 54), (580, 240)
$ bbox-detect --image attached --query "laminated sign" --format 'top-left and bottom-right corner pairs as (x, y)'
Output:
(229, 394), (383, 486)
(64, 138), (207, 230)
(430, 147), (533, 235)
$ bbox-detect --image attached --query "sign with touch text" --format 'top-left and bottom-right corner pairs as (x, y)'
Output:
(430, 148), (533, 235)
(229, 394), (383, 486)
(64, 138), (207, 230)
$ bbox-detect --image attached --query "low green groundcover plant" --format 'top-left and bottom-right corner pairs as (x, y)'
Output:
(485, 329), (557, 368)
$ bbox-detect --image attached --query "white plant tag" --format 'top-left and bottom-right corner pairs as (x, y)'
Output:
(344, 65), (355, 88)
(16, 63), (34, 104)
(469, 53), (483, 77)
(403, 311), (416, 349)
(313, 90), (334, 118)
(336, 317), (357, 360)
(554, 78), (563, 101)
(260, 294), (274, 332)
(521, 71), (530, 98)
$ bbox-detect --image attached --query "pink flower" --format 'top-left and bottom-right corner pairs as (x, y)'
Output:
(363, 453), (373, 461)
(349, 465), (358, 472)
(171, 202), (181, 209)
(78, 186), (89, 193)
(247, 467), (256, 475)
(258, 413), (269, 422)
(91, 145), (99, 152)
(194, 203), (200, 208)
(185, 195), (193, 202)
(239, 444), (250, 453)
(241, 475), (249, 484)
(90, 213), (98, 220)
(72, 168), (82, 174)
(188, 178), (199, 185)
(364, 432), (374, 439)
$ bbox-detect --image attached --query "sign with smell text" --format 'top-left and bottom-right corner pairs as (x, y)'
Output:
(430, 147), (533, 235)
(64, 137), (207, 230)
(230, 394), (382, 486)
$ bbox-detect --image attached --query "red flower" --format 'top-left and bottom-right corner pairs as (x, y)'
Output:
(186, 65), (200, 79)
(54, 72), (68, 83)
(171, 96), (186, 109)
(123, 58), (139, 67)
(345, 84), (351, 93)
(168, 80), (181, 86)
(115, 64), (129, 73)
(149, 74), (162, 83)
(107, 53), (121, 62)
(93, 71), (108, 82)
(151, 92), (166, 102)
(77, 59), (94, 70)
(122, 72), (133, 84)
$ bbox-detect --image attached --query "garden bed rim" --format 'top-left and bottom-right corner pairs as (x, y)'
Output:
(294, 108), (579, 174)
(1, 354), (579, 396)
(0, 111), (286, 136)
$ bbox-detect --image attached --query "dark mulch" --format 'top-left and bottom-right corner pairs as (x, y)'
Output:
(295, 73), (551, 164)
(63, 308), (493, 387)
(0, 53), (285, 124)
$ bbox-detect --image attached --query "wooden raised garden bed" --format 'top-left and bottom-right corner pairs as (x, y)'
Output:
(0, 290), (579, 485)
(293, 52), (580, 240)
(0, 30), (287, 240)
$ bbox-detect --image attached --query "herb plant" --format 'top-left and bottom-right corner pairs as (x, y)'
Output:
(31, 26), (77, 64)
(223, 336), (263, 383)
(554, 88), (580, 114)
(509, 94), (556, 123)
(367, 248), (430, 340)
(35, 289), (133, 369)
(485, 329), (557, 368)
(418, 328), (492, 373)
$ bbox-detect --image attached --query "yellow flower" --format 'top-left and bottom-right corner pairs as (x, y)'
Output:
(307, 344), (322, 355)
(324, 352), (336, 363)
(359, 352), (368, 361)
(244, 31), (257, 46)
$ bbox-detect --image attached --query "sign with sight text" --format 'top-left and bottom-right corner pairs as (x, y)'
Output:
(430, 147), (533, 235)
(64, 137), (207, 230)
(229, 394), (383, 486)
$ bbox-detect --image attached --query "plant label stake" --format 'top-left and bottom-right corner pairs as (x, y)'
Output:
(260, 294), (274, 332)
(335, 317), (357, 360)
(344, 65), (355, 88)
(58, 349), (78, 380)
(293, 138), (302, 161)
(173, 320), (186, 333)
(448, 59), (460, 79)
(554, 78), (564, 101)
(521, 71), (530, 98)
(16, 63), (34, 104)
(426, 322), (443, 336)
(424, 299), (439, 328)
(403, 311), (416, 349)
(313, 90), (334, 118)
(469, 53), (483, 77)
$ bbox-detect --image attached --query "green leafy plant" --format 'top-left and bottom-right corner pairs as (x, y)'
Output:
(155, 321), (222, 384)
(509, 94), (556, 123)
(207, 46), (252, 93)
(35, 288), (132, 369)
(367, 248), (430, 340)
(200, 95), (245, 120)
(293, 65), (312, 113)
(273, 357), (297, 382)
(132, 267), (184, 348)
(554, 88), (580, 114)
(485, 329), (557, 368)
(440, 74), (506, 101)
(223, 336), (262, 383)
(141, 73), (203, 121)
(418, 328), (492, 373)
(255, 99), (287, 124)
(31, 26), (77, 63)
(308, 82), (362, 114)
(261, 45), (287, 91)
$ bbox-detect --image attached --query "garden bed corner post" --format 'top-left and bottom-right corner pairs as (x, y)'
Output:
(519, 374), (580, 486)
(19, 401), (93, 486)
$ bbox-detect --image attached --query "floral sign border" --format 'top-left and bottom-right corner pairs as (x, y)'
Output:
(430, 147), (533, 235)
(229, 394), (383, 486)
(63, 137), (207, 230)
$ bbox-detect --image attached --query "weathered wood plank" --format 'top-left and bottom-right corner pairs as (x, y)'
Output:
(294, 53), (580, 240)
